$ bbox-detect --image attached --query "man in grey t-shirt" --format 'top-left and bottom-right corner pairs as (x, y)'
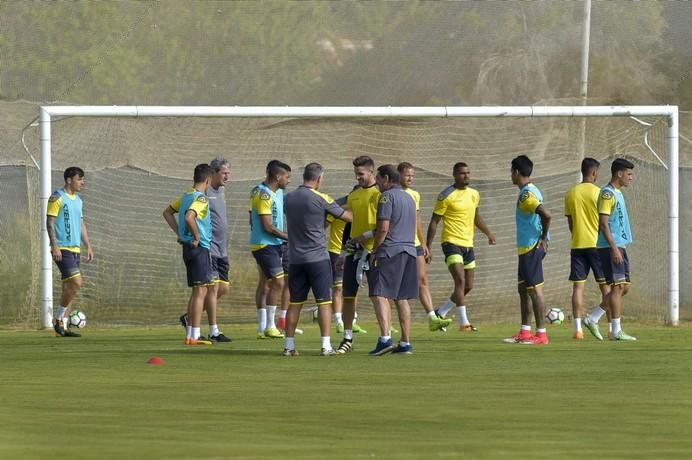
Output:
(283, 162), (352, 356)
(368, 164), (418, 356)
(179, 157), (233, 342)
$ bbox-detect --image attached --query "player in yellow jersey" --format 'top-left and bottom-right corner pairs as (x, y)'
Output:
(397, 162), (452, 332)
(335, 156), (380, 354)
(426, 162), (496, 332)
(564, 158), (611, 340)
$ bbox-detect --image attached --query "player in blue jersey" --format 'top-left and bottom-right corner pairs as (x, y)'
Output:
(163, 163), (214, 345)
(250, 160), (291, 339)
(596, 158), (637, 341)
(504, 155), (552, 345)
(46, 167), (94, 337)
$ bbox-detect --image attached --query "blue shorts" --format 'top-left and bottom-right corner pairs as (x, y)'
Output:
(343, 253), (370, 298)
(416, 245), (425, 257)
(288, 259), (333, 305)
(598, 247), (630, 285)
(368, 252), (418, 300)
(252, 245), (285, 279)
(517, 244), (545, 289)
(441, 243), (476, 269)
(212, 256), (229, 284)
(329, 251), (343, 287)
(182, 244), (213, 287)
(569, 248), (605, 283)
(56, 250), (81, 281)
(281, 243), (290, 274)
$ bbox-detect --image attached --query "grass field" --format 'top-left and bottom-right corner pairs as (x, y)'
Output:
(2, 321), (692, 459)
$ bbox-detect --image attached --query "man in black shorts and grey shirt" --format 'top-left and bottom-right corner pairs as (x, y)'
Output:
(368, 164), (418, 356)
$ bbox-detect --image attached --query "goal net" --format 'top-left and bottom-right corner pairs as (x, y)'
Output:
(9, 107), (677, 327)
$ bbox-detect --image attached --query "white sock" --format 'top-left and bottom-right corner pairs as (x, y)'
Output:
(334, 312), (343, 324)
(427, 311), (437, 320)
(186, 325), (192, 339)
(267, 305), (277, 328)
(611, 318), (621, 335)
(354, 311), (359, 322)
(54, 306), (66, 321)
(344, 329), (353, 340)
(457, 305), (469, 325)
(521, 324), (532, 332)
(438, 298), (455, 317)
(381, 335), (391, 343)
(192, 327), (201, 340)
(285, 337), (295, 350)
(536, 328), (546, 334)
(589, 306), (606, 322)
(608, 322), (613, 334)
(279, 309), (287, 319)
(209, 324), (220, 337)
(321, 336), (331, 350)
(257, 308), (267, 333)
(574, 318), (582, 332)
(400, 341), (410, 347)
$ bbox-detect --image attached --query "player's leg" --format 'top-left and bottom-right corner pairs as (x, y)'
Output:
(254, 265), (269, 338)
(184, 245), (213, 344)
(505, 250), (534, 343)
(610, 249), (635, 341)
(392, 254), (417, 354)
(571, 282), (586, 339)
(53, 251), (82, 337)
(337, 254), (359, 353)
(276, 243), (290, 332)
(252, 246), (285, 339)
(520, 245), (548, 345)
(459, 265), (477, 332)
(417, 251), (451, 331)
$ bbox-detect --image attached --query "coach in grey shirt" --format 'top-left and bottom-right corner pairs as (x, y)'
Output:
(368, 164), (418, 356)
(283, 162), (352, 355)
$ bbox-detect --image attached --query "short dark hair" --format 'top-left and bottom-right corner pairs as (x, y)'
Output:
(611, 158), (634, 175)
(303, 162), (323, 181)
(511, 155), (533, 177)
(397, 161), (414, 173)
(377, 164), (400, 184)
(581, 158), (600, 176)
(267, 160), (291, 178)
(353, 155), (375, 169)
(64, 166), (84, 182)
(453, 162), (469, 173)
(193, 163), (213, 183)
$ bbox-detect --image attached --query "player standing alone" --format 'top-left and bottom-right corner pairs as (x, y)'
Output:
(47, 166), (94, 337)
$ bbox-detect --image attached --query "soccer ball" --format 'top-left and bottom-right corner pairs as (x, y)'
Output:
(545, 307), (565, 325)
(68, 310), (87, 329)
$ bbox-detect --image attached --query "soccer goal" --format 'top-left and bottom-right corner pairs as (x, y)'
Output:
(35, 105), (680, 328)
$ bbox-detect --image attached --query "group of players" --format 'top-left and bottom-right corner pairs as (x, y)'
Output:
(47, 153), (637, 352)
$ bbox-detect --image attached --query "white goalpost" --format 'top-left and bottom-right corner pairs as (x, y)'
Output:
(38, 105), (680, 328)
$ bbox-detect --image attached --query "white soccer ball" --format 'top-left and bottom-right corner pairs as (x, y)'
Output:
(545, 307), (564, 325)
(68, 310), (87, 329)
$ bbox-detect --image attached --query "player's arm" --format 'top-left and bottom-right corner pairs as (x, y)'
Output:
(536, 205), (552, 251)
(338, 209), (353, 223)
(258, 214), (288, 241)
(184, 209), (201, 248)
(474, 212), (496, 245)
(81, 219), (94, 262)
(371, 219), (389, 255)
(46, 216), (62, 262)
(425, 214), (442, 262)
(162, 205), (179, 235)
(599, 213), (622, 264)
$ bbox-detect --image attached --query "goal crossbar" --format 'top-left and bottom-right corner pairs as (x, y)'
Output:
(37, 105), (680, 327)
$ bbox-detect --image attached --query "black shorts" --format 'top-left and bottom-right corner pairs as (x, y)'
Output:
(569, 248), (605, 283)
(343, 253), (370, 299)
(598, 247), (630, 285)
(329, 251), (344, 287)
(441, 243), (476, 269)
(368, 252), (418, 300)
(252, 245), (285, 279)
(55, 250), (81, 281)
(212, 256), (230, 284)
(280, 243), (290, 274)
(183, 244), (213, 287)
(517, 244), (545, 289)
(288, 259), (333, 305)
